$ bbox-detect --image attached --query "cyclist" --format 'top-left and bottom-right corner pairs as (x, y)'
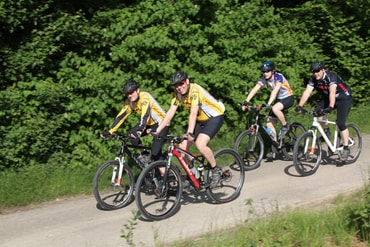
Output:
(295, 61), (352, 160)
(242, 61), (294, 159)
(101, 80), (169, 164)
(154, 71), (225, 188)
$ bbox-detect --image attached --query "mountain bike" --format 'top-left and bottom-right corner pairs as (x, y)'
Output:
(234, 105), (306, 170)
(93, 134), (151, 210)
(293, 109), (362, 176)
(135, 135), (245, 221)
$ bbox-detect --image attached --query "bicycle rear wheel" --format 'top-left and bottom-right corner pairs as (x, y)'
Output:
(234, 130), (264, 170)
(93, 160), (135, 209)
(293, 131), (322, 176)
(206, 148), (245, 203)
(281, 122), (306, 160)
(342, 123), (362, 164)
(135, 161), (183, 221)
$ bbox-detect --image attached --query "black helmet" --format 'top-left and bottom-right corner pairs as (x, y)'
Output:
(310, 61), (325, 72)
(123, 80), (139, 94)
(261, 61), (275, 72)
(170, 71), (188, 85)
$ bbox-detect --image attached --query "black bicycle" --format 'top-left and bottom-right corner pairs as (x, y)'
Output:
(93, 134), (151, 210)
(234, 105), (306, 170)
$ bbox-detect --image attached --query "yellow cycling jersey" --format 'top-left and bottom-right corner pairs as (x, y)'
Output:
(109, 91), (166, 134)
(170, 83), (225, 122)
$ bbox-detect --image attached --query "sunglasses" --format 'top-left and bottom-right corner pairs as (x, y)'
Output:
(174, 80), (186, 87)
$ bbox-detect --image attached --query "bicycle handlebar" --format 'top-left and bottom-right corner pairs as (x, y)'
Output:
(102, 134), (133, 142)
(243, 105), (265, 111)
(156, 135), (185, 144)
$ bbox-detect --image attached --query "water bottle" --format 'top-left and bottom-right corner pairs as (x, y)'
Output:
(190, 167), (200, 179)
(265, 127), (275, 139)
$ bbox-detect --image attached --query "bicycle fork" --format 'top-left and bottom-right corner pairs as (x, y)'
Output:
(112, 157), (125, 187)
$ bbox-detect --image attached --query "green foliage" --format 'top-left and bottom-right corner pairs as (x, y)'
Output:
(346, 186), (370, 242)
(0, 0), (369, 177)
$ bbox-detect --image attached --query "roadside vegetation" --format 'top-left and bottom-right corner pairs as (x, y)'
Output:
(167, 185), (369, 247)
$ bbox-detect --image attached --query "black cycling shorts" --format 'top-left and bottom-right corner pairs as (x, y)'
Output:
(185, 115), (224, 140)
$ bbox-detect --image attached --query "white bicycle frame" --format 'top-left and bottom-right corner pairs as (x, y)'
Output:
(307, 116), (355, 154)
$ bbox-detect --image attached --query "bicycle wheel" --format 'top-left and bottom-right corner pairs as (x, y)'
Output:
(293, 131), (322, 176)
(206, 148), (245, 203)
(234, 130), (264, 170)
(281, 122), (306, 160)
(93, 160), (135, 209)
(343, 123), (362, 164)
(135, 161), (183, 221)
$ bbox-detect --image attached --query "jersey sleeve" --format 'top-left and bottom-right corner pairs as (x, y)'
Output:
(138, 94), (151, 131)
(190, 87), (201, 106)
(109, 102), (132, 134)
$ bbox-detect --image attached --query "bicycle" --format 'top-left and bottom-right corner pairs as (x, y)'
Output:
(234, 105), (306, 170)
(93, 134), (152, 210)
(135, 135), (245, 221)
(293, 109), (362, 176)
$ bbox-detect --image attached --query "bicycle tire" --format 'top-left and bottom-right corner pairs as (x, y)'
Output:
(234, 130), (264, 170)
(206, 148), (245, 203)
(293, 131), (322, 176)
(93, 160), (135, 209)
(342, 123), (362, 164)
(281, 122), (306, 160)
(135, 161), (183, 221)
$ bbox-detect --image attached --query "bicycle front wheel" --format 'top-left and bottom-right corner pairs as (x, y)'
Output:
(234, 130), (264, 170)
(281, 122), (306, 160)
(293, 131), (322, 176)
(206, 148), (245, 203)
(135, 161), (183, 221)
(93, 160), (135, 210)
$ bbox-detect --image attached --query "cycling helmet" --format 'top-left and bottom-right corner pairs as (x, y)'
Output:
(123, 80), (139, 94)
(170, 71), (188, 85)
(261, 61), (275, 72)
(310, 61), (325, 72)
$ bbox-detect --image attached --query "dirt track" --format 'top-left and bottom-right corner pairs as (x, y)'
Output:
(0, 137), (369, 247)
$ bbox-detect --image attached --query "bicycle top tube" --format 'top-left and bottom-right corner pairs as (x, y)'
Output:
(105, 134), (150, 147)
(300, 110), (337, 126)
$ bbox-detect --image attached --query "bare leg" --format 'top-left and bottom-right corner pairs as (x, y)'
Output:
(194, 133), (216, 168)
(341, 128), (349, 146)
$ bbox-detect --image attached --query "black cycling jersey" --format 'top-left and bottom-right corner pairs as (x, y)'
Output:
(307, 70), (351, 100)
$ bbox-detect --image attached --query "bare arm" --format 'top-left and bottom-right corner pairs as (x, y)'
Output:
(328, 84), (337, 108)
(187, 104), (199, 134)
(298, 86), (314, 107)
(245, 83), (262, 102)
(242, 83), (261, 110)
(156, 104), (177, 134)
(267, 83), (281, 106)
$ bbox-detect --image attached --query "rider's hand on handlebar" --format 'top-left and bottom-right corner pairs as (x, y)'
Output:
(151, 132), (162, 140)
(261, 103), (270, 109)
(295, 106), (307, 114)
(241, 101), (249, 111)
(100, 130), (111, 138)
(322, 106), (333, 114)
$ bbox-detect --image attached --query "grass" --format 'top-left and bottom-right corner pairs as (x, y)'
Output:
(166, 185), (369, 247)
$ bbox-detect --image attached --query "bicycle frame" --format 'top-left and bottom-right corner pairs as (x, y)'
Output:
(247, 107), (278, 145)
(309, 117), (340, 153)
(111, 136), (151, 186)
(308, 115), (357, 153)
(164, 139), (206, 191)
